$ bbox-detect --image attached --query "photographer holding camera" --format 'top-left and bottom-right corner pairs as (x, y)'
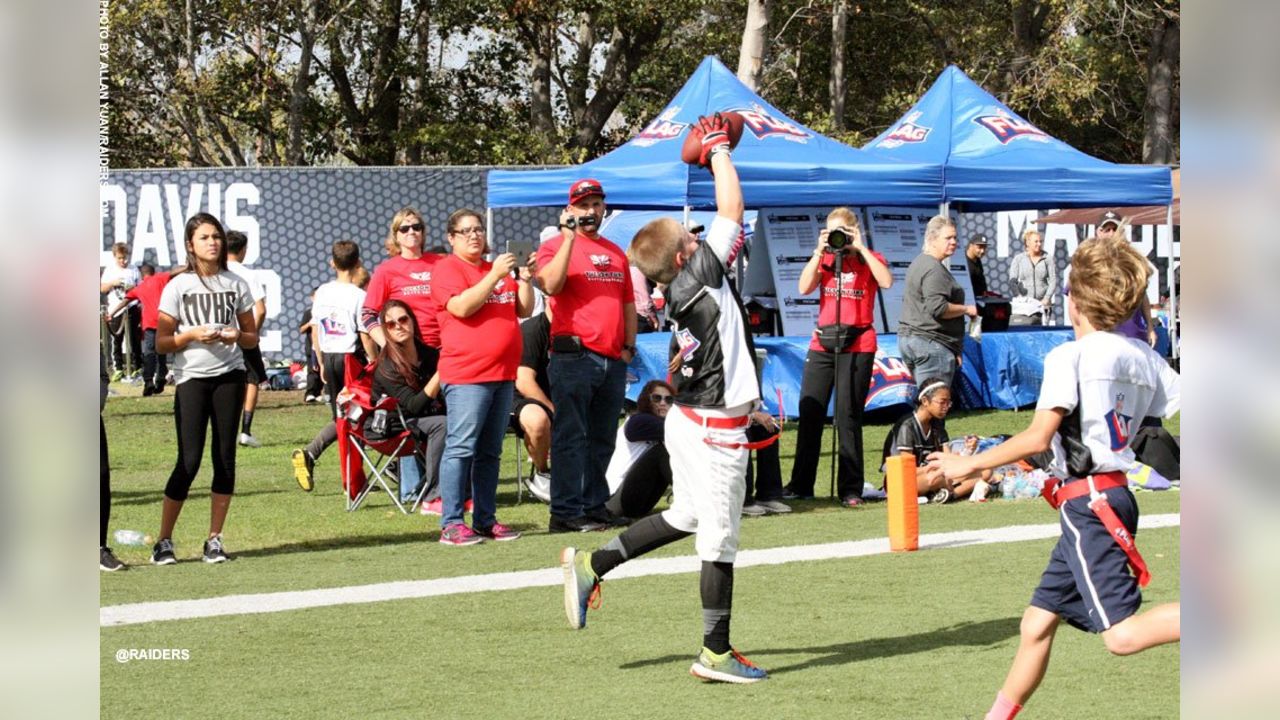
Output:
(783, 208), (892, 507)
(536, 178), (638, 532)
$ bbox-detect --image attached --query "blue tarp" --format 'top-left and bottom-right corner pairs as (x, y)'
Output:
(626, 329), (1082, 415)
(488, 57), (942, 210)
(865, 65), (1173, 210)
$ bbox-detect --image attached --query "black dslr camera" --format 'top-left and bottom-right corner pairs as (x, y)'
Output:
(826, 228), (850, 251)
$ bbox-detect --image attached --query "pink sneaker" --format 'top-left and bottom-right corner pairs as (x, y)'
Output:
(439, 523), (484, 546)
(474, 522), (521, 542)
(420, 498), (442, 516)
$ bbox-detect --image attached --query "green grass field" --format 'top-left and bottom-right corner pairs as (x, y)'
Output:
(101, 387), (1180, 719)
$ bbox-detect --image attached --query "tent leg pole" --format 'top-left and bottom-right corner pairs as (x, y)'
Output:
(487, 207), (496, 252)
(939, 202), (949, 217)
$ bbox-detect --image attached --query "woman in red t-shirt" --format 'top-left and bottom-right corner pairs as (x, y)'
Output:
(430, 209), (535, 546)
(784, 208), (893, 508)
(361, 206), (445, 349)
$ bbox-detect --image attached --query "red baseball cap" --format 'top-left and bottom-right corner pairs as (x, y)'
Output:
(569, 178), (606, 205)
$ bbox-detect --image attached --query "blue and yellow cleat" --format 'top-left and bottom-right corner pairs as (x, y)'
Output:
(690, 647), (768, 684)
(560, 547), (600, 630)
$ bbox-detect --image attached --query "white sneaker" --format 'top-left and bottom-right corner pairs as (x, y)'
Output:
(525, 469), (552, 504)
(304, 394), (318, 404)
(756, 499), (792, 514)
(862, 485), (888, 501)
(238, 433), (262, 448)
(741, 502), (767, 517)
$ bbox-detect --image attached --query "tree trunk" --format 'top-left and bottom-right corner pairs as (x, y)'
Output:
(285, 0), (317, 165)
(1005, 0), (1050, 99)
(830, 0), (848, 131)
(529, 22), (555, 134)
(569, 15), (664, 152)
(737, 0), (771, 91)
(1142, 12), (1179, 164)
(406, 0), (433, 165)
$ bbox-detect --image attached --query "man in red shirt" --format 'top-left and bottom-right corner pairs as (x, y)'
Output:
(537, 179), (637, 532)
(105, 262), (172, 396)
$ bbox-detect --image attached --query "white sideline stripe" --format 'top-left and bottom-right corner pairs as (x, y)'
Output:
(101, 513), (1179, 628)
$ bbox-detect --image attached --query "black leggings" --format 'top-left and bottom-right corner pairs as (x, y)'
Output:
(605, 444), (673, 519)
(101, 417), (110, 547)
(790, 349), (875, 499)
(323, 352), (350, 420)
(165, 370), (246, 501)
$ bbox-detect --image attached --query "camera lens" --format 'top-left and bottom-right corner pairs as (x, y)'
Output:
(827, 229), (848, 250)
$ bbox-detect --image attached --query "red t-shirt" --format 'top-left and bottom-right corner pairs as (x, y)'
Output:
(124, 271), (172, 330)
(431, 255), (522, 384)
(362, 254), (443, 347)
(808, 251), (885, 353)
(536, 232), (633, 358)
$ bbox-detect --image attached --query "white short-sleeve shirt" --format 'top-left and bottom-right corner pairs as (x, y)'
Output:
(311, 281), (367, 355)
(1036, 331), (1181, 475)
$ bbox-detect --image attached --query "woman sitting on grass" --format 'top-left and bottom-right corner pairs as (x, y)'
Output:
(603, 379), (676, 520)
(880, 378), (990, 503)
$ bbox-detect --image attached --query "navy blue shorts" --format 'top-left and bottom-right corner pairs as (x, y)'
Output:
(1030, 485), (1142, 633)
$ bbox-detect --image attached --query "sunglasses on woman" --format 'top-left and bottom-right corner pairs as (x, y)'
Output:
(385, 315), (414, 329)
(397, 222), (424, 234)
(650, 393), (674, 405)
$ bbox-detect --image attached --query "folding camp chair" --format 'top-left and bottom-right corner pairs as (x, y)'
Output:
(335, 357), (428, 513)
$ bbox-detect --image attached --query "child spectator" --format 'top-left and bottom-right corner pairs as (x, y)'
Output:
(929, 235), (1181, 719)
(151, 213), (258, 565)
(298, 291), (325, 403)
(100, 242), (142, 379)
(106, 262), (172, 396)
(291, 240), (372, 491)
(881, 378), (990, 503)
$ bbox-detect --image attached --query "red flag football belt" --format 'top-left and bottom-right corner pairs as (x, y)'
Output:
(678, 406), (780, 450)
(1041, 471), (1150, 587)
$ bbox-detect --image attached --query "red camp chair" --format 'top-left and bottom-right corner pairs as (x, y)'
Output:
(335, 356), (423, 513)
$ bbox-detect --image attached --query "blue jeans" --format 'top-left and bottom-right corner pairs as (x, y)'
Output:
(142, 328), (168, 387)
(548, 350), (627, 520)
(438, 381), (513, 529)
(898, 333), (958, 388)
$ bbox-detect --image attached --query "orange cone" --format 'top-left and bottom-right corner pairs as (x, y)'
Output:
(886, 452), (919, 552)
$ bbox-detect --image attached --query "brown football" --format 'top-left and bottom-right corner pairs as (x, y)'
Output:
(680, 111), (746, 165)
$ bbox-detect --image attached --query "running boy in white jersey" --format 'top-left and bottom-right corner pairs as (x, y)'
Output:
(560, 113), (771, 684)
(929, 235), (1181, 719)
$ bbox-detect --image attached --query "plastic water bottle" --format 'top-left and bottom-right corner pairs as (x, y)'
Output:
(113, 529), (152, 547)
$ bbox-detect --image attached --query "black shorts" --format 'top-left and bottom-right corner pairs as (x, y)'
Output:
(1030, 485), (1142, 633)
(242, 346), (267, 385)
(508, 396), (553, 436)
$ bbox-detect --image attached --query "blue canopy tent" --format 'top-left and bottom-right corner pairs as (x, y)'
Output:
(487, 56), (943, 210)
(864, 65), (1173, 210)
(864, 65), (1176, 405)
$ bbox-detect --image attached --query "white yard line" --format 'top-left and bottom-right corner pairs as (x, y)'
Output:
(101, 514), (1180, 627)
